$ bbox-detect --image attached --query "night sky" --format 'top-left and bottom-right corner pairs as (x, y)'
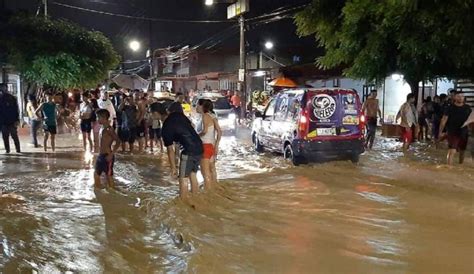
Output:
(4, 0), (317, 61)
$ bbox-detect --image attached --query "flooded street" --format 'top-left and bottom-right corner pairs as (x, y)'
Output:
(1, 131), (473, 273)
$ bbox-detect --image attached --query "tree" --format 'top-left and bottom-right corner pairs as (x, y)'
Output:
(1, 15), (120, 89)
(295, 0), (474, 95)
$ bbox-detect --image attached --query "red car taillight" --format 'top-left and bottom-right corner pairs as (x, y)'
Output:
(298, 110), (309, 139)
(359, 114), (366, 135)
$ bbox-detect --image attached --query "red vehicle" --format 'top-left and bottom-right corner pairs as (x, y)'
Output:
(252, 88), (366, 165)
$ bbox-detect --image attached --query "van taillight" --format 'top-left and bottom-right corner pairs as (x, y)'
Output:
(298, 110), (309, 138)
(359, 114), (366, 133)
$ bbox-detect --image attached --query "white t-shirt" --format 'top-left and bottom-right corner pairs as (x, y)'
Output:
(98, 99), (116, 119)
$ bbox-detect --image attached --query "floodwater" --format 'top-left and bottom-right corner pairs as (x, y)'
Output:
(1, 131), (473, 273)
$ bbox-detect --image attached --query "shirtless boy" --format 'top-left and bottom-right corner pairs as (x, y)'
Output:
(362, 90), (382, 149)
(94, 109), (121, 188)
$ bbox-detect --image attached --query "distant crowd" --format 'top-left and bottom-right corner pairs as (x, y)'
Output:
(363, 89), (473, 165)
(0, 83), (226, 199)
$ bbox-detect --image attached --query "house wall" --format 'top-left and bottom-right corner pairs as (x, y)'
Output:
(378, 78), (412, 124)
(436, 78), (455, 95)
(305, 78), (366, 99)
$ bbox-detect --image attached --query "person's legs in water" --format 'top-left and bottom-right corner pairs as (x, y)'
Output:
(189, 172), (199, 194)
(447, 149), (456, 165)
(106, 175), (115, 189)
(1, 125), (11, 153)
(31, 120), (40, 147)
(129, 127), (137, 153)
(149, 127), (154, 152)
(10, 125), (20, 153)
(87, 132), (93, 152)
(43, 132), (49, 152)
(82, 131), (88, 151)
(210, 158), (218, 185)
(402, 127), (412, 153)
(94, 172), (101, 188)
(200, 158), (212, 190)
(366, 118), (377, 149)
(51, 134), (56, 152)
(459, 150), (465, 164)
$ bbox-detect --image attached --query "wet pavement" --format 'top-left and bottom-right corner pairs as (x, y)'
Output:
(1, 131), (473, 273)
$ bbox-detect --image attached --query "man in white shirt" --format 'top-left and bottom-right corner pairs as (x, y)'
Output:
(396, 93), (418, 152)
(98, 91), (116, 127)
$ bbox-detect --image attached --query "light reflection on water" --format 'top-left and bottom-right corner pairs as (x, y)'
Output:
(0, 134), (473, 273)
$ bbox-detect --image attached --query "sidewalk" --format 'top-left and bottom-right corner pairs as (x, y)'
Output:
(0, 128), (83, 154)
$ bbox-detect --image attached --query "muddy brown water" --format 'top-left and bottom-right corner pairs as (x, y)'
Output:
(1, 133), (473, 273)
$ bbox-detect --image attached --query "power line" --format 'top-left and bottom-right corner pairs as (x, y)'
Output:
(52, 1), (233, 24)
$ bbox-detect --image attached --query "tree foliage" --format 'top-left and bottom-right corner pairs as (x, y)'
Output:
(295, 0), (474, 92)
(1, 15), (120, 89)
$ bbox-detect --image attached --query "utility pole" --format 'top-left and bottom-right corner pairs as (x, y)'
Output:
(239, 15), (246, 118)
(43, 0), (48, 18)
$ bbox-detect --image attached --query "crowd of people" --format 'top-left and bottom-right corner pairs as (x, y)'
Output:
(362, 88), (473, 165)
(1, 83), (223, 199)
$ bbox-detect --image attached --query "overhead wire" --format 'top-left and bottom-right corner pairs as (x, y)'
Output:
(52, 1), (233, 24)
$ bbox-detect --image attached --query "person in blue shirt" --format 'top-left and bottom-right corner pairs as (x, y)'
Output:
(36, 93), (59, 152)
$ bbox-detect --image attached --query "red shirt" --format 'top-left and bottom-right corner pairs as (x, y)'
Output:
(231, 95), (241, 107)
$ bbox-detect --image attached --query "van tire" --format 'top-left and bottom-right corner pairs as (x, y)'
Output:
(350, 153), (360, 164)
(284, 144), (303, 166)
(253, 134), (264, 153)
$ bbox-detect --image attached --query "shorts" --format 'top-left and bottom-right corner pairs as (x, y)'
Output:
(137, 121), (146, 138)
(447, 134), (468, 151)
(149, 127), (162, 139)
(80, 119), (92, 133)
(119, 127), (137, 144)
(366, 117), (377, 136)
(401, 127), (413, 144)
(233, 106), (242, 118)
(43, 124), (57, 135)
(179, 153), (202, 178)
(95, 154), (114, 176)
(203, 143), (215, 159)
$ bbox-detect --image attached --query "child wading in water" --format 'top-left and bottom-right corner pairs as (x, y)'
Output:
(94, 109), (121, 188)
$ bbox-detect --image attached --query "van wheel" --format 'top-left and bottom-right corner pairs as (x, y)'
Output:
(350, 153), (360, 164)
(284, 144), (302, 166)
(253, 134), (264, 153)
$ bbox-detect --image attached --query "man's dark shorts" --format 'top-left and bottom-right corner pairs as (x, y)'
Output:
(80, 119), (92, 133)
(366, 117), (377, 135)
(233, 106), (242, 119)
(43, 124), (57, 135)
(179, 153), (202, 178)
(447, 133), (468, 151)
(119, 127), (137, 144)
(137, 121), (146, 138)
(95, 154), (114, 176)
(149, 127), (162, 139)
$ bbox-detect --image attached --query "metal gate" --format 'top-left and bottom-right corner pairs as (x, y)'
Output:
(455, 80), (474, 109)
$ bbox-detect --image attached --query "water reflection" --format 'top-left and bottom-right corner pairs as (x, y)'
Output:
(0, 134), (473, 272)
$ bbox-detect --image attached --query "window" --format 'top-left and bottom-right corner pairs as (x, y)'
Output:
(213, 97), (232, 109)
(275, 94), (290, 121)
(264, 98), (277, 118)
(287, 97), (301, 121)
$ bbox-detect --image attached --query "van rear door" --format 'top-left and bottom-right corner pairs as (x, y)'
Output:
(305, 89), (362, 140)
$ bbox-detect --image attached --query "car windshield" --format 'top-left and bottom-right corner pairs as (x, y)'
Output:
(212, 97), (231, 109)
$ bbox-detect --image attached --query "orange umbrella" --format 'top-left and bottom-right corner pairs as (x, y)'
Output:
(268, 77), (297, 88)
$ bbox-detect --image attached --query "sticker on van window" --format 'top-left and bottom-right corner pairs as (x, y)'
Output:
(343, 115), (359, 125)
(312, 94), (336, 120)
(343, 94), (357, 115)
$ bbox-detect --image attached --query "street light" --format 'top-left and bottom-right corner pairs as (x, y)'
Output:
(129, 40), (141, 52)
(264, 41), (274, 50)
(205, 0), (214, 6)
